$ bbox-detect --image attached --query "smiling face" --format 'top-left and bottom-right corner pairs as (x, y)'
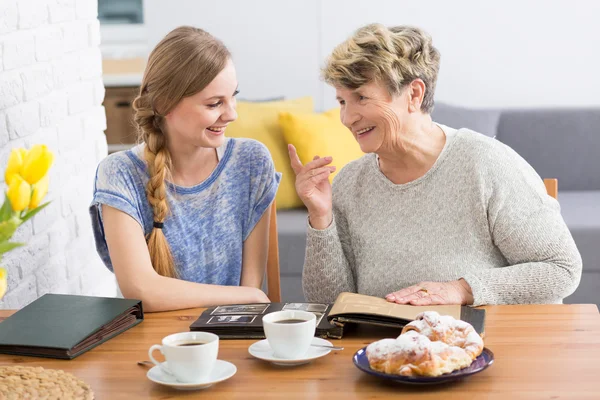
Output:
(336, 80), (411, 154)
(163, 59), (239, 149)
(323, 24), (441, 155)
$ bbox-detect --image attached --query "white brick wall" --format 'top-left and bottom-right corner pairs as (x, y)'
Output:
(0, 0), (116, 309)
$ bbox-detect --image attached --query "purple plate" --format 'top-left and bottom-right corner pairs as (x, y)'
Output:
(353, 346), (494, 385)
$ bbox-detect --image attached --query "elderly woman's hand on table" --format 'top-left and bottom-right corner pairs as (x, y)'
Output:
(386, 279), (474, 306)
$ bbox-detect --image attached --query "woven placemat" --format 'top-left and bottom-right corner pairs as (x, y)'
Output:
(0, 365), (94, 400)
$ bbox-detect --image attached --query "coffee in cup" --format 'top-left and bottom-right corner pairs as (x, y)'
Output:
(173, 341), (209, 347)
(274, 319), (307, 324)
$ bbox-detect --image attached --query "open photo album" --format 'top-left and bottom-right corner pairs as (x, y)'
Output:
(190, 292), (485, 339)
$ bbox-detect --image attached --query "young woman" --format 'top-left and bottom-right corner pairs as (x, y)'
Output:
(90, 26), (280, 311)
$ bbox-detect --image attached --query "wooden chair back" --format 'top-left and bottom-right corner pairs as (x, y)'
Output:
(544, 178), (558, 199)
(266, 200), (281, 302)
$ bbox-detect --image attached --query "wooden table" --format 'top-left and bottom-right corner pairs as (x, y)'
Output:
(1, 304), (599, 399)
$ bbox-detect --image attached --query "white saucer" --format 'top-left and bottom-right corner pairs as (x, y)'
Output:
(248, 337), (333, 366)
(146, 360), (236, 390)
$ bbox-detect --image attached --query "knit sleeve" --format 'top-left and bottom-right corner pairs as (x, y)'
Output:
(302, 173), (357, 303)
(462, 143), (582, 305)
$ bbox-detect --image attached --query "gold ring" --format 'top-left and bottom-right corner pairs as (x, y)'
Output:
(419, 287), (429, 294)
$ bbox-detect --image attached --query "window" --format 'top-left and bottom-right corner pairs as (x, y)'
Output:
(98, 0), (143, 25)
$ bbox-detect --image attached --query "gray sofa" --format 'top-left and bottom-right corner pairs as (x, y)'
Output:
(275, 104), (600, 307)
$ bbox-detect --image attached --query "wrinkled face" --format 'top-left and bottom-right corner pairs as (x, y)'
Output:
(336, 80), (411, 154)
(164, 59), (238, 148)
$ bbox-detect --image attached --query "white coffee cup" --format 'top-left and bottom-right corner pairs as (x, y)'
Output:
(148, 331), (219, 383)
(262, 310), (316, 359)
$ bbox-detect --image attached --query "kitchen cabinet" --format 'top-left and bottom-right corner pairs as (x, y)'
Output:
(103, 86), (140, 153)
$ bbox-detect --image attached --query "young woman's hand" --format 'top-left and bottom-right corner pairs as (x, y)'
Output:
(288, 144), (336, 229)
(250, 288), (271, 303)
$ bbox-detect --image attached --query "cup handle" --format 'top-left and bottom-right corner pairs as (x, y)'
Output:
(149, 344), (172, 375)
(149, 344), (163, 366)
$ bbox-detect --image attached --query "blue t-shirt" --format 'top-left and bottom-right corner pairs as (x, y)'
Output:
(89, 138), (281, 286)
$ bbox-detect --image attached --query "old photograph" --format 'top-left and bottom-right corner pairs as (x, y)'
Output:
(207, 315), (257, 324)
(311, 312), (325, 325)
(211, 304), (270, 315)
(283, 303), (328, 313)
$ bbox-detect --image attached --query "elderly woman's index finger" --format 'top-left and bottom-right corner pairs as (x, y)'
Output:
(288, 144), (304, 175)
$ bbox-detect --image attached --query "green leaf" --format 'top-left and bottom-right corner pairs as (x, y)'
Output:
(20, 201), (50, 224)
(0, 217), (21, 243)
(0, 241), (24, 255)
(0, 198), (13, 223)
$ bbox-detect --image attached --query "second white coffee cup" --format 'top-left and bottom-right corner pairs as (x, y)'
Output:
(148, 331), (219, 383)
(262, 310), (316, 359)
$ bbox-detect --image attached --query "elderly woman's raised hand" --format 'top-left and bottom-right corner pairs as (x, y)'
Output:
(288, 144), (336, 229)
(385, 280), (474, 306)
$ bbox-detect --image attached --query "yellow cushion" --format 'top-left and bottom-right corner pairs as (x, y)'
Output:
(279, 108), (364, 183)
(226, 97), (314, 209)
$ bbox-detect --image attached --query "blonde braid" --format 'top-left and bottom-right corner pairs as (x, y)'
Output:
(133, 94), (178, 278)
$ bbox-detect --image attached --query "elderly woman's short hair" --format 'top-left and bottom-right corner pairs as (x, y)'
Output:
(322, 24), (441, 113)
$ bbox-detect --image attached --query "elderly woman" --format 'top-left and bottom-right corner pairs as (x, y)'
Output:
(288, 24), (582, 306)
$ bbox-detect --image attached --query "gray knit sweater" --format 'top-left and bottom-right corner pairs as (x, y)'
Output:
(302, 126), (582, 306)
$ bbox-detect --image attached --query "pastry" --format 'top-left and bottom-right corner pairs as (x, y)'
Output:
(401, 310), (484, 360)
(366, 311), (484, 377)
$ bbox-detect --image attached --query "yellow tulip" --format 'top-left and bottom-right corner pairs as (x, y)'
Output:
(0, 268), (6, 300)
(29, 174), (49, 209)
(21, 145), (54, 185)
(4, 148), (25, 186)
(19, 148), (28, 162)
(7, 174), (31, 212)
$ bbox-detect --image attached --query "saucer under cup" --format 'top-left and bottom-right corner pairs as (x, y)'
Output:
(262, 310), (316, 359)
(147, 360), (237, 391)
(248, 337), (332, 366)
(149, 331), (219, 383)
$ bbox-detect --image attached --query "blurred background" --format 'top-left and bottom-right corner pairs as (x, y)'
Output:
(101, 0), (600, 111)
